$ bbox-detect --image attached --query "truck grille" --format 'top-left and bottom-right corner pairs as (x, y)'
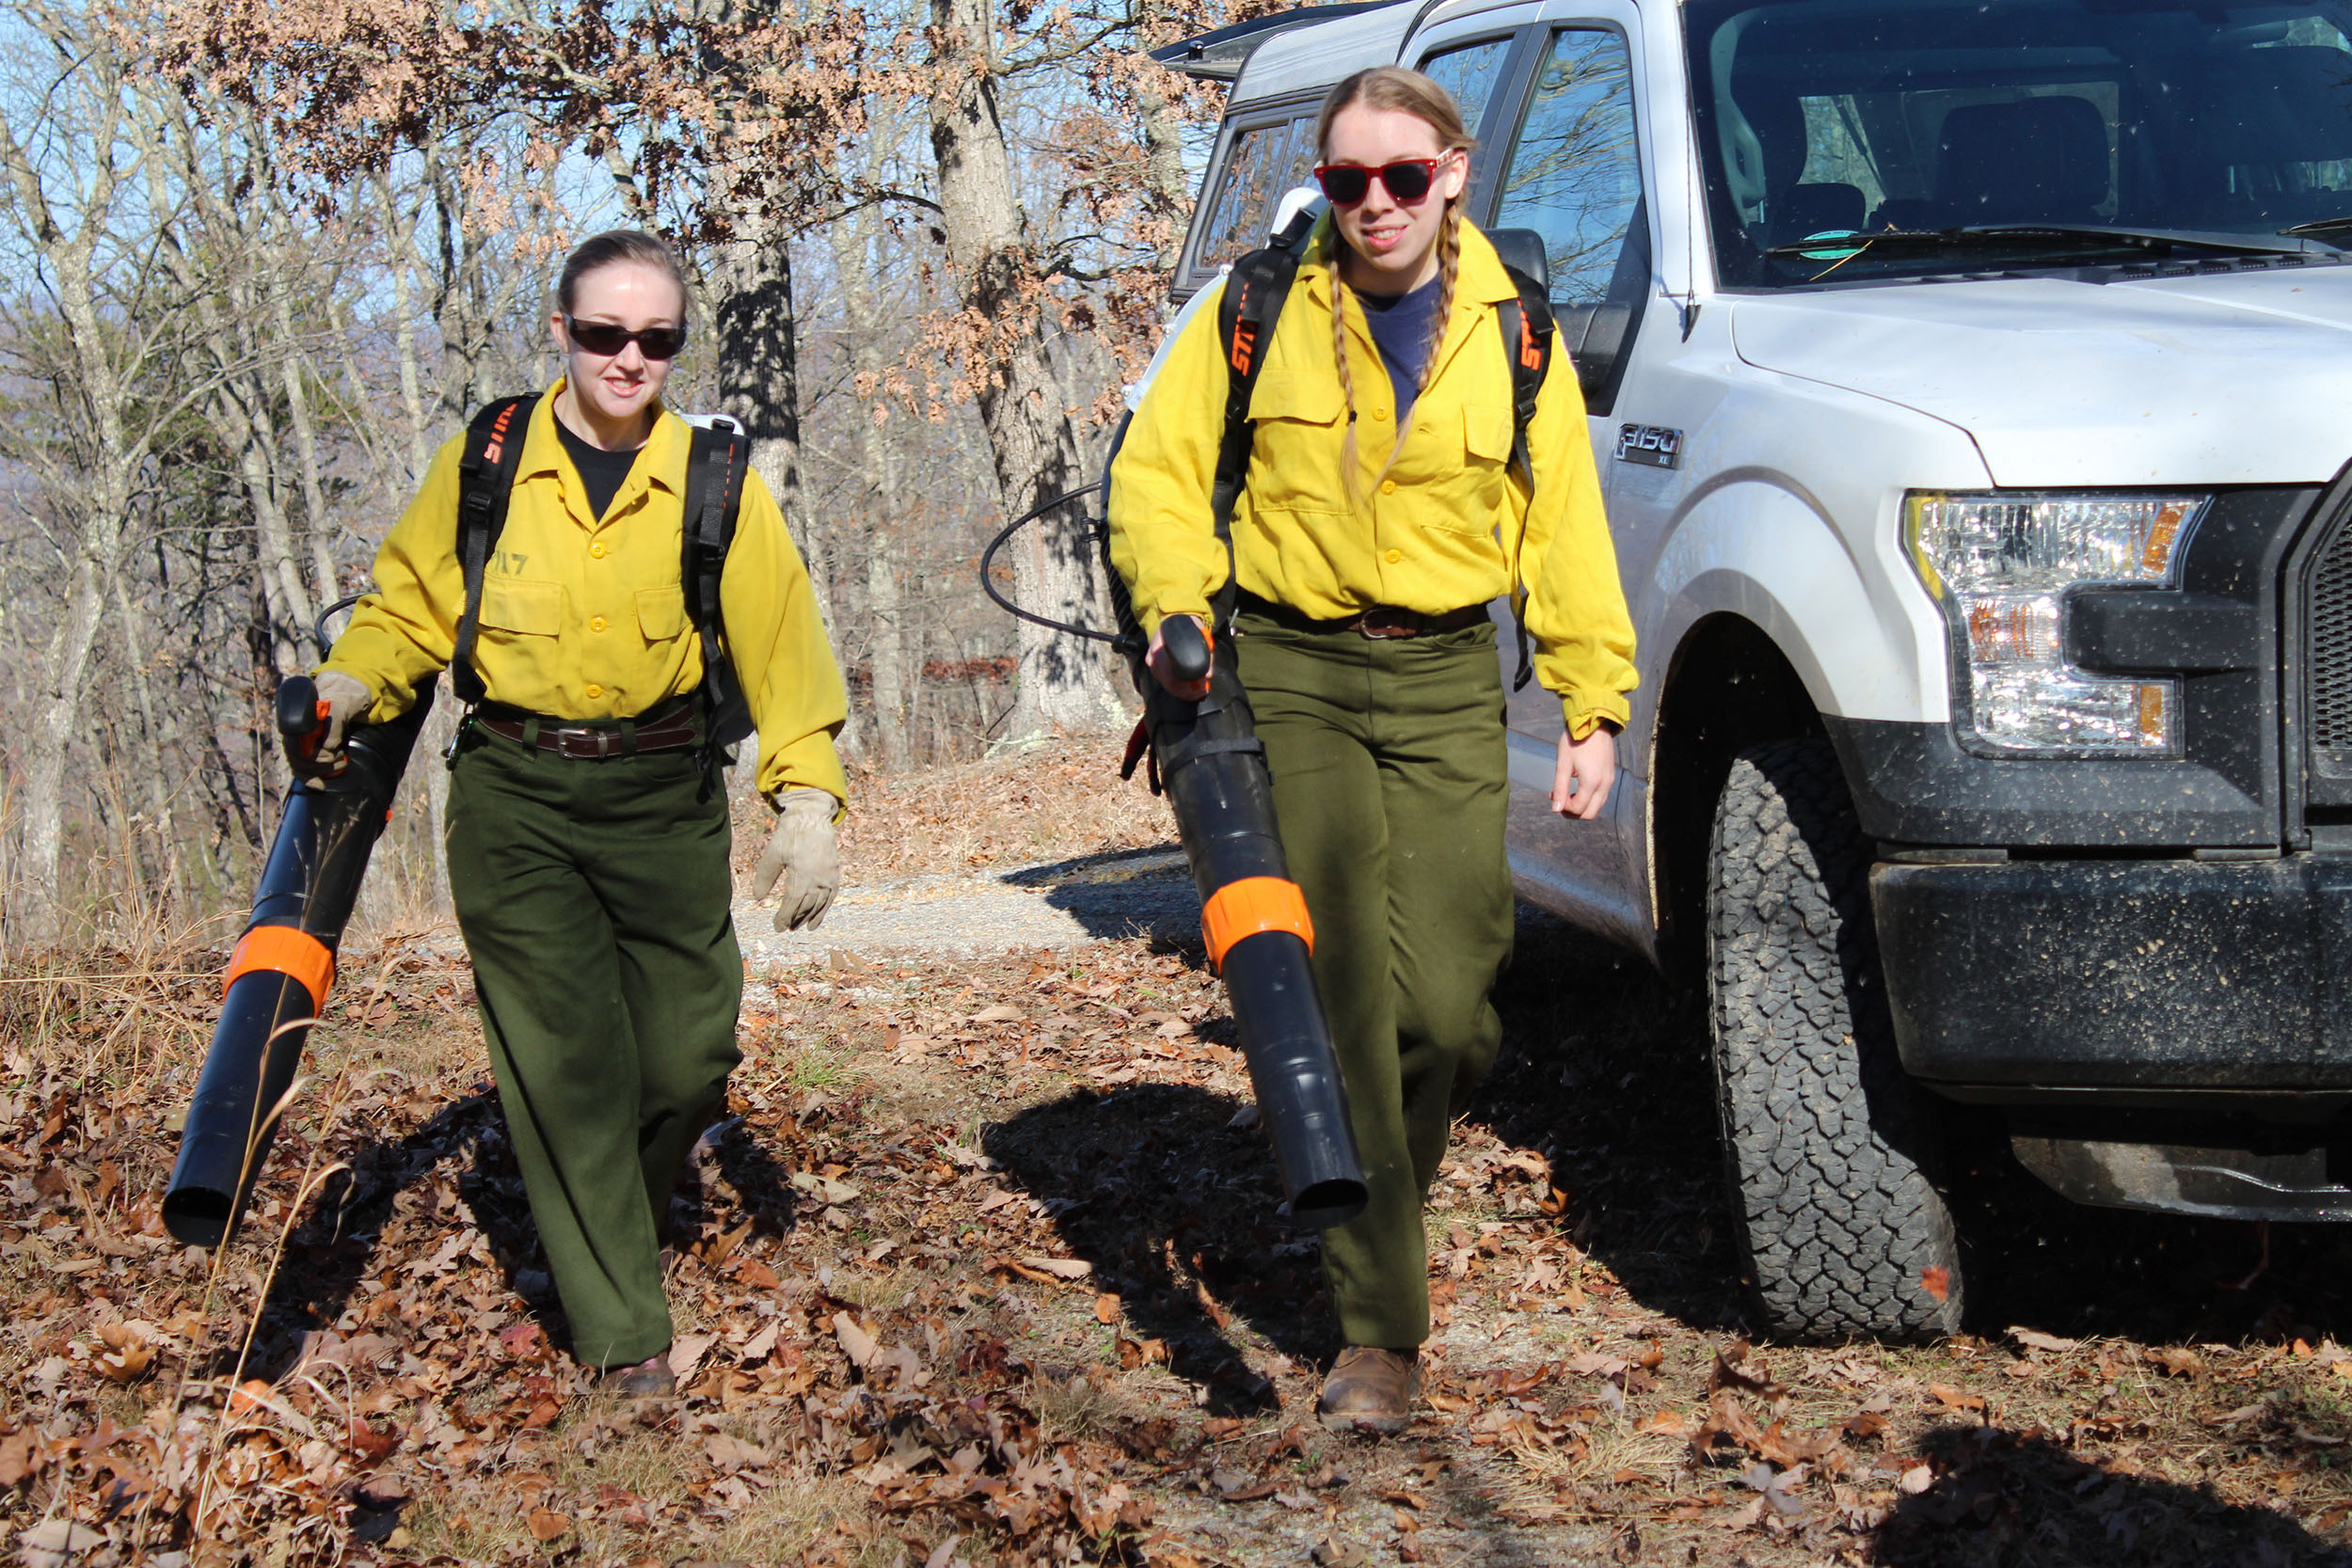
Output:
(2312, 525), (2352, 752)
(2306, 497), (2352, 794)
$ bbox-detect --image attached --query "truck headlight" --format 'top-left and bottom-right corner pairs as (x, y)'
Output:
(1904, 492), (2206, 757)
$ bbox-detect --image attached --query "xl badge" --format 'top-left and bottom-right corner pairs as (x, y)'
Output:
(1615, 423), (1683, 469)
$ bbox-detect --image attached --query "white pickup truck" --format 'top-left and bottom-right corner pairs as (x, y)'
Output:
(1140, 0), (2352, 1339)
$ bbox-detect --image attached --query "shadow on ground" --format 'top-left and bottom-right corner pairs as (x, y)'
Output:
(1873, 1425), (2352, 1566)
(1477, 909), (2352, 1352)
(982, 1081), (1328, 1414)
(243, 1090), (803, 1377)
(999, 845), (1197, 944)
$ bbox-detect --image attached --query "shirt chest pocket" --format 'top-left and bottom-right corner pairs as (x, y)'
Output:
(1245, 374), (1347, 514)
(1443, 401), (1518, 525)
(480, 578), (564, 637)
(636, 587), (688, 642)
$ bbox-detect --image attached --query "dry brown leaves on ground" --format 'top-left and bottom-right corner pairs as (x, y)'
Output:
(9, 913), (2352, 1564)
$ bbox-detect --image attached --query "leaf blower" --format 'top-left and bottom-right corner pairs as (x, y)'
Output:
(977, 425), (1368, 1229)
(161, 668), (437, 1247)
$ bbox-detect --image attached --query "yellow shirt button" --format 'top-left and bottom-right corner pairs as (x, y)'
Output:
(590, 542), (607, 559)
(1385, 547), (1403, 564)
(585, 683), (603, 699)
(1380, 479), (1397, 495)
(1373, 405), (1389, 421)
(590, 615), (607, 633)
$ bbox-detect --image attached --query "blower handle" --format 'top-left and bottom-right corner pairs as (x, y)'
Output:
(276, 674), (341, 781)
(1162, 615), (1214, 689)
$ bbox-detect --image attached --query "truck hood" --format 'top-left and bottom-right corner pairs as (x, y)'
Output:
(1728, 266), (2352, 486)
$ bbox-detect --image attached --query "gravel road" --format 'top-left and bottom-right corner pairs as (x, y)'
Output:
(735, 844), (1200, 965)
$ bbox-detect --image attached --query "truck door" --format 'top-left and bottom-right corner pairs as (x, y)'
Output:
(1461, 11), (1656, 947)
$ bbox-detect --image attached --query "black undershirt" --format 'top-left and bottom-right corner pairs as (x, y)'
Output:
(556, 419), (644, 522)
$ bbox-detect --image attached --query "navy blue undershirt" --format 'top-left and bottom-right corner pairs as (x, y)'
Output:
(1355, 276), (1443, 425)
(556, 419), (643, 522)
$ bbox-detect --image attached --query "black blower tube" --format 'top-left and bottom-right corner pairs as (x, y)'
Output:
(1146, 619), (1367, 1229)
(162, 674), (437, 1247)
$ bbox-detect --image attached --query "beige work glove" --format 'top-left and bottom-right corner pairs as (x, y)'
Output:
(310, 670), (375, 773)
(752, 788), (840, 931)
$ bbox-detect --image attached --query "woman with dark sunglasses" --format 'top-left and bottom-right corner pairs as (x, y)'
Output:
(1110, 68), (1636, 1433)
(313, 230), (848, 1395)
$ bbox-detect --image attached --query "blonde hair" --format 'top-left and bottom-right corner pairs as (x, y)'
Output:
(1312, 67), (1475, 506)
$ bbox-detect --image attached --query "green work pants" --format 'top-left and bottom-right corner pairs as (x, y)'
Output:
(1234, 612), (1513, 1350)
(444, 725), (741, 1370)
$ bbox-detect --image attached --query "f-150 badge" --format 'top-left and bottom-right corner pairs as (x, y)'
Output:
(1615, 423), (1682, 468)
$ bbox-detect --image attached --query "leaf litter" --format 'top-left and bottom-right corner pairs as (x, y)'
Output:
(6, 815), (2352, 1562)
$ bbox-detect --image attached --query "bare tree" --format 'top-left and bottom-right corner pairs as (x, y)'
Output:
(0, 0), (262, 940)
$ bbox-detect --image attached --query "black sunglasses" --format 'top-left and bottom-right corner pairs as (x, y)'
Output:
(564, 317), (686, 360)
(1313, 156), (1447, 207)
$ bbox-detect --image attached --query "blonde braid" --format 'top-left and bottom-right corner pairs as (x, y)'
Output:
(1362, 198), (1462, 494)
(1330, 229), (1366, 512)
(1417, 200), (1464, 396)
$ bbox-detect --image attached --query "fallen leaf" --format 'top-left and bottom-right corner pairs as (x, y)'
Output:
(971, 1005), (1023, 1024)
(1093, 1292), (1121, 1324)
(1898, 1465), (1934, 1495)
(527, 1508), (571, 1543)
(2010, 1326), (2078, 1354)
(788, 1171), (861, 1205)
(706, 1433), (772, 1470)
(834, 1313), (879, 1370)
(1018, 1256), (1091, 1280)
(669, 1333), (718, 1382)
(1927, 1383), (1986, 1417)
(1920, 1265), (1952, 1303)
(346, 1418), (399, 1461)
(2151, 1346), (2204, 1378)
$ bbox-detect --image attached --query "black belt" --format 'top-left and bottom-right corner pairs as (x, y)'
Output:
(1235, 590), (1490, 640)
(471, 698), (698, 759)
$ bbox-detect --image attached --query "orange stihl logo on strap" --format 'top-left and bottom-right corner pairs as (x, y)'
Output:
(1200, 877), (1313, 972)
(1518, 312), (1542, 372)
(223, 927), (336, 1013)
(1230, 321), (1258, 376)
(483, 401), (521, 467)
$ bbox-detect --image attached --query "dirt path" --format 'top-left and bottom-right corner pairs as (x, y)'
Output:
(11, 749), (2352, 1566)
(737, 847), (1199, 967)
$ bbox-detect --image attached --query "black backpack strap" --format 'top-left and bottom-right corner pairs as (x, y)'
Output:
(1207, 246), (1302, 633)
(1495, 266), (1556, 693)
(679, 418), (755, 759)
(450, 396), (538, 705)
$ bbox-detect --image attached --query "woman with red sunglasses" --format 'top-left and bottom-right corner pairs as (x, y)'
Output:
(314, 230), (848, 1395)
(1111, 68), (1637, 1433)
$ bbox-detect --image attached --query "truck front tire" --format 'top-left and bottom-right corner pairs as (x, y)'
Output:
(1707, 738), (1963, 1340)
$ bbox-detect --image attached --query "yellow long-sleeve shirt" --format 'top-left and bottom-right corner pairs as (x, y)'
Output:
(323, 384), (848, 803)
(1109, 218), (1637, 737)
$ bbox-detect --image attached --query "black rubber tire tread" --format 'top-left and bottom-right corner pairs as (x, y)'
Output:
(1708, 737), (1963, 1341)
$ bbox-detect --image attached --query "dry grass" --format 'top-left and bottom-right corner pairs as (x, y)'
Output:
(10, 755), (2352, 1566)
(827, 734), (1175, 883)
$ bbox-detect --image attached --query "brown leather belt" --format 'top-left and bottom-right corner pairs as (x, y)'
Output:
(1236, 591), (1490, 641)
(472, 701), (699, 759)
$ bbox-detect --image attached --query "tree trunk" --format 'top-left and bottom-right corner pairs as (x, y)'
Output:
(926, 0), (1121, 739)
(828, 214), (909, 768)
(711, 228), (831, 616)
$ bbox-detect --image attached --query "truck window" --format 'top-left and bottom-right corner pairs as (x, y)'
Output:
(1494, 26), (1649, 409)
(1193, 112), (1320, 276)
(1419, 36), (1518, 138)
(1686, 0), (2352, 289)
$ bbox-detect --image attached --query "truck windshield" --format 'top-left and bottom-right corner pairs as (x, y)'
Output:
(1685, 0), (2352, 287)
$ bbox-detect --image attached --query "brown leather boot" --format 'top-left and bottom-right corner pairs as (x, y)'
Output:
(596, 1353), (676, 1399)
(1316, 1346), (1419, 1434)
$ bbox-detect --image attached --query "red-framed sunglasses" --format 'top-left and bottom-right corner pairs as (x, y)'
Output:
(1312, 156), (1451, 207)
(565, 317), (687, 361)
